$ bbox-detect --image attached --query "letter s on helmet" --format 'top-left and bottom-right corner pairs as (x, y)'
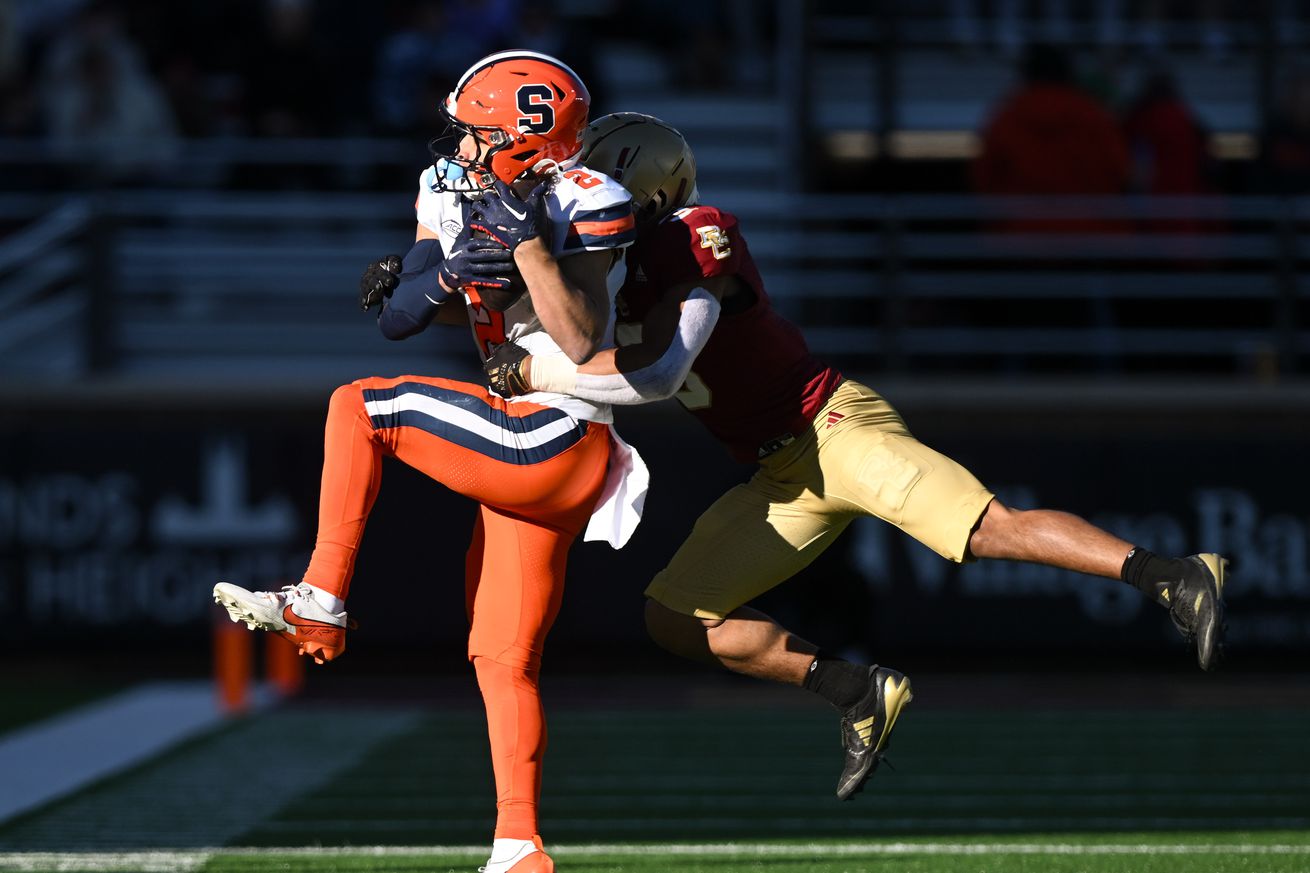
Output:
(436, 50), (591, 191)
(579, 112), (698, 224)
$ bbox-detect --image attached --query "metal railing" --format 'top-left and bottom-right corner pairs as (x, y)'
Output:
(0, 189), (1303, 385)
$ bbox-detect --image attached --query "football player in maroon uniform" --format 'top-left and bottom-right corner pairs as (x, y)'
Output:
(483, 113), (1228, 801)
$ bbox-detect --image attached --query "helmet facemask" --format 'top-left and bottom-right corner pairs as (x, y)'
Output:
(429, 106), (516, 194)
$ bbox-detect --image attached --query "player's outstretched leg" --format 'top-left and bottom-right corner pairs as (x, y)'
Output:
(836, 665), (914, 800)
(211, 382), (379, 663)
(212, 581), (352, 664)
(969, 502), (1229, 670)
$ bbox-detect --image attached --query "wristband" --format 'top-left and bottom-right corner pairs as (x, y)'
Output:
(527, 353), (579, 394)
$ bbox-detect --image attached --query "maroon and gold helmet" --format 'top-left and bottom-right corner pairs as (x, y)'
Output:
(579, 112), (697, 224)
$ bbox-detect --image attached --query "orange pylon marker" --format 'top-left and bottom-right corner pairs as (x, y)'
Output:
(265, 633), (306, 697)
(213, 619), (253, 714)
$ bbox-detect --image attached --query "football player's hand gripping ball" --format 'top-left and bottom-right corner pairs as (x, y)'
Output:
(438, 232), (519, 305)
(470, 180), (551, 253)
(484, 341), (532, 398)
(359, 255), (402, 311)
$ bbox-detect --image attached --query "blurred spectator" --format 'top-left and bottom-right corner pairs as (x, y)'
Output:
(372, 2), (454, 136)
(1259, 70), (1310, 195)
(514, 7), (606, 112)
(0, 0), (17, 81)
(1123, 69), (1219, 241)
(9, 0), (89, 51)
(629, 0), (731, 92)
(444, 0), (519, 62)
(241, 0), (337, 137)
(1122, 69), (1211, 195)
(973, 44), (1130, 199)
(372, 0), (521, 137)
(1275, 0), (1305, 47)
(157, 48), (212, 138)
(0, 0), (39, 137)
(39, 2), (178, 181)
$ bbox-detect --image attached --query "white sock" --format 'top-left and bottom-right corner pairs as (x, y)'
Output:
(489, 838), (536, 863)
(305, 583), (346, 615)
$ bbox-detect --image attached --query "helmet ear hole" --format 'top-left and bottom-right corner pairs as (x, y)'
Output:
(643, 191), (667, 222)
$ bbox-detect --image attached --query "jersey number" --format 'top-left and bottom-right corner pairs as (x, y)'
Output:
(516, 85), (555, 134)
(563, 167), (602, 189)
(675, 370), (712, 411)
(471, 304), (507, 358)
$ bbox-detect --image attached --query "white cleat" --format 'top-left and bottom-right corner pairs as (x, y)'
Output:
(212, 581), (352, 664)
(479, 836), (554, 873)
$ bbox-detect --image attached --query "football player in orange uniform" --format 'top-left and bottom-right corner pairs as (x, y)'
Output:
(484, 113), (1228, 802)
(214, 54), (642, 873)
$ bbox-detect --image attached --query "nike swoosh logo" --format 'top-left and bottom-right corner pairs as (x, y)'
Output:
(282, 605), (343, 632)
(500, 202), (528, 221)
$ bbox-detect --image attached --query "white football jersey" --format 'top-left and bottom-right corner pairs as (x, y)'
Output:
(415, 165), (634, 422)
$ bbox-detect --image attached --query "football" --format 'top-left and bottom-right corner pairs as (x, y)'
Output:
(468, 225), (527, 311)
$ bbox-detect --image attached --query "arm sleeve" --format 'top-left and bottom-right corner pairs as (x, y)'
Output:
(377, 238), (453, 340)
(531, 287), (721, 404)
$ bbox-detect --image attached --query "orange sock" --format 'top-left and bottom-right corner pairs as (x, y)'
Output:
(473, 656), (545, 839)
(301, 382), (382, 601)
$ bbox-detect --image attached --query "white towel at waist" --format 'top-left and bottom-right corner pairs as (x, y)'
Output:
(584, 424), (648, 549)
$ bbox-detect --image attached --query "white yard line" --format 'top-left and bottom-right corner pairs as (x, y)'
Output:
(4, 840), (1310, 870)
(0, 682), (274, 825)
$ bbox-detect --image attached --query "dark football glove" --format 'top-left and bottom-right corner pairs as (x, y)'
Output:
(469, 179), (551, 253)
(359, 255), (402, 311)
(438, 234), (518, 297)
(484, 341), (532, 398)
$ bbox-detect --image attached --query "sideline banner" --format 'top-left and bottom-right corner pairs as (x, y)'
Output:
(2, 411), (1305, 656)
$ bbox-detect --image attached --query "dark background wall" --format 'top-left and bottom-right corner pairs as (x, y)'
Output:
(5, 388), (1303, 670)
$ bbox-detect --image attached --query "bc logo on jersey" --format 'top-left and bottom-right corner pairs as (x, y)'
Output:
(697, 225), (731, 260)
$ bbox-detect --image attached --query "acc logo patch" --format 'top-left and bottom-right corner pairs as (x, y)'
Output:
(442, 220), (462, 238)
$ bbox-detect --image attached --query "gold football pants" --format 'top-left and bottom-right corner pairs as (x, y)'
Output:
(645, 380), (994, 620)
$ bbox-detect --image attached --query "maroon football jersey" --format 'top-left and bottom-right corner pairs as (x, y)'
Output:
(618, 204), (844, 463)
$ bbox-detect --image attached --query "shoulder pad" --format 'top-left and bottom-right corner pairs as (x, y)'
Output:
(552, 168), (635, 253)
(550, 167), (631, 215)
(665, 204), (735, 230)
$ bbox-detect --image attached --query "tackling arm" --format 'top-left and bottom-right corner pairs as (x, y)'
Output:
(521, 274), (731, 404)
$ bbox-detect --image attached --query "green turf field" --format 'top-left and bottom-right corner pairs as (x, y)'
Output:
(7, 836), (1310, 873)
(2, 696), (1307, 872)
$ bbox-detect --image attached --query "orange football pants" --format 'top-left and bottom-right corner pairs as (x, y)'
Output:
(301, 375), (609, 839)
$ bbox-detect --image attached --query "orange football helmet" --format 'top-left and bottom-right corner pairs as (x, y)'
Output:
(434, 50), (591, 192)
